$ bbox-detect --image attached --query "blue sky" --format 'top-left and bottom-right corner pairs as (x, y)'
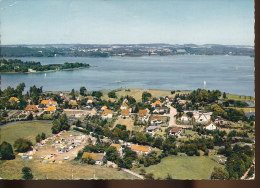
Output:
(0, 0), (254, 45)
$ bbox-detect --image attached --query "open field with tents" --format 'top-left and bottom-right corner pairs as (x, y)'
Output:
(0, 120), (53, 145)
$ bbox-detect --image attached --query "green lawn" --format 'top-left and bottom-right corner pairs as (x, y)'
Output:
(138, 155), (224, 180)
(0, 120), (53, 145)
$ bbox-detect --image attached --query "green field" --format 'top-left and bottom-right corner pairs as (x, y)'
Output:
(101, 88), (191, 102)
(137, 155), (224, 180)
(226, 93), (255, 102)
(0, 158), (137, 180)
(0, 120), (53, 145)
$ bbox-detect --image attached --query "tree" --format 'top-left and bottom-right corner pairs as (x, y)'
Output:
(36, 134), (41, 143)
(27, 113), (33, 120)
(223, 92), (227, 99)
(80, 86), (87, 96)
(0, 141), (15, 160)
(14, 138), (33, 152)
(41, 132), (46, 140)
(142, 92), (152, 102)
(108, 91), (117, 98)
(70, 89), (76, 100)
(210, 167), (228, 180)
(22, 167), (33, 180)
(106, 146), (120, 162)
(166, 173), (173, 180)
(145, 173), (154, 180)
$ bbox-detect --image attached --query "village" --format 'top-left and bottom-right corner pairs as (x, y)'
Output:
(0, 85), (255, 180)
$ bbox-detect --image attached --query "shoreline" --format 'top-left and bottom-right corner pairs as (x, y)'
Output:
(0, 66), (90, 74)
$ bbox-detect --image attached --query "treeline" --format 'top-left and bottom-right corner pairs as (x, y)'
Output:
(0, 59), (89, 73)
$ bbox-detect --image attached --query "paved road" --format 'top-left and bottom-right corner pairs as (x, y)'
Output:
(122, 169), (144, 179)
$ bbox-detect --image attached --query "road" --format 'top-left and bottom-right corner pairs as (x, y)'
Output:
(122, 168), (144, 179)
(165, 104), (177, 127)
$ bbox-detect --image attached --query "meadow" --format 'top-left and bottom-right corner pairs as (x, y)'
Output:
(0, 120), (53, 145)
(136, 155), (224, 180)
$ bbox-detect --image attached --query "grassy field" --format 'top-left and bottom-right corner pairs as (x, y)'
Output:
(114, 117), (134, 131)
(0, 158), (137, 180)
(0, 120), (53, 145)
(137, 155), (224, 180)
(101, 88), (190, 102)
(224, 107), (255, 113)
(226, 93), (255, 102)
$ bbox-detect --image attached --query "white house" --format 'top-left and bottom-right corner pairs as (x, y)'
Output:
(205, 121), (218, 131)
(102, 109), (113, 119)
(180, 113), (189, 122)
(120, 102), (128, 110)
(169, 126), (182, 137)
(193, 112), (212, 124)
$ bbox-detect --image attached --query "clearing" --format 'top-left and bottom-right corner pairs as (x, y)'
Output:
(0, 120), (53, 145)
(114, 117), (134, 131)
(136, 155), (224, 180)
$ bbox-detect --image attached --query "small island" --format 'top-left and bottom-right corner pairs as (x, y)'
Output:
(0, 59), (90, 73)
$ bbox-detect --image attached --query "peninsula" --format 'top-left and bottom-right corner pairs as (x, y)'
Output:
(0, 59), (90, 73)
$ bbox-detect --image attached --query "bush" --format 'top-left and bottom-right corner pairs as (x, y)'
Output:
(14, 138), (33, 152)
(22, 167), (33, 180)
(0, 141), (15, 160)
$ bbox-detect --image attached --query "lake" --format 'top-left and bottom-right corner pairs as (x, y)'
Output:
(1, 55), (255, 96)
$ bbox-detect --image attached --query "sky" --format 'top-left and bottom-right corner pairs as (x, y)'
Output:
(0, 0), (255, 45)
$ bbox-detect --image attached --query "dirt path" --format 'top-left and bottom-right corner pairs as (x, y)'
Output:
(165, 105), (177, 127)
(122, 168), (144, 179)
(241, 159), (255, 180)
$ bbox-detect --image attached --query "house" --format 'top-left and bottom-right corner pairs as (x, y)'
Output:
(150, 115), (163, 125)
(151, 100), (162, 108)
(180, 113), (189, 122)
(69, 100), (78, 108)
(193, 112), (212, 124)
(9, 97), (19, 103)
(46, 106), (56, 113)
(169, 126), (182, 137)
(102, 109), (113, 119)
(81, 152), (104, 165)
(138, 109), (149, 121)
(25, 105), (38, 112)
(121, 109), (130, 118)
(41, 99), (57, 106)
(152, 107), (168, 114)
(101, 106), (108, 111)
(205, 121), (218, 131)
(87, 96), (94, 103)
(131, 144), (151, 155)
(120, 102), (128, 110)
(214, 118), (229, 125)
(146, 125), (161, 133)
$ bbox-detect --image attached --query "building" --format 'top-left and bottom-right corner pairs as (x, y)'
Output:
(9, 97), (19, 103)
(150, 115), (163, 125)
(87, 96), (94, 103)
(120, 102), (128, 110)
(110, 143), (123, 157)
(102, 109), (113, 119)
(151, 100), (162, 108)
(82, 152), (104, 165)
(138, 109), (149, 121)
(101, 106), (108, 111)
(180, 113), (189, 122)
(205, 121), (218, 131)
(69, 100), (78, 108)
(121, 109), (130, 118)
(193, 112), (212, 124)
(169, 126), (182, 137)
(25, 105), (38, 112)
(146, 125), (161, 133)
(131, 144), (151, 155)
(46, 106), (56, 113)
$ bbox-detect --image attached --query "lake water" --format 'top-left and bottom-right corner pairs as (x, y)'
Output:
(1, 55), (255, 96)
